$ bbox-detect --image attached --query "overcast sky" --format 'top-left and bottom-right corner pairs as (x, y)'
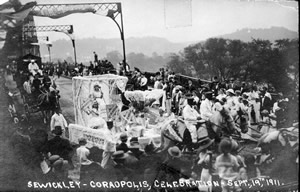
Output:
(1, 0), (299, 43)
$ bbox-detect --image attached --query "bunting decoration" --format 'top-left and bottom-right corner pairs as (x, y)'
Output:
(0, 1), (36, 29)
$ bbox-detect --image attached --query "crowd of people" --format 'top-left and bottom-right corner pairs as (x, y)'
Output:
(3, 57), (298, 192)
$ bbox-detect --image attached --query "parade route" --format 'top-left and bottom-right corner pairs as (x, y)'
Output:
(55, 76), (75, 124)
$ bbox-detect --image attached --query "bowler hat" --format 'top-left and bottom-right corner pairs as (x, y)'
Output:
(52, 126), (63, 136)
(226, 89), (235, 95)
(205, 91), (213, 97)
(130, 137), (139, 144)
(185, 93), (193, 100)
(120, 133), (128, 142)
(94, 84), (101, 89)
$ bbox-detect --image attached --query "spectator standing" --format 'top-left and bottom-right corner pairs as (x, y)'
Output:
(50, 108), (68, 137)
(93, 52), (98, 65)
(200, 92), (214, 121)
(76, 137), (93, 181)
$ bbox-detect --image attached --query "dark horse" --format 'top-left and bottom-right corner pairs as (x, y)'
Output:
(38, 86), (60, 123)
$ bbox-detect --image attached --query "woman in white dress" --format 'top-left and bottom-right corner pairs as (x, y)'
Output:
(91, 84), (106, 106)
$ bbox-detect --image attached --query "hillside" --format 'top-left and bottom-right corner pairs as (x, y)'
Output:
(39, 26), (298, 72)
(218, 26), (298, 42)
(40, 36), (188, 63)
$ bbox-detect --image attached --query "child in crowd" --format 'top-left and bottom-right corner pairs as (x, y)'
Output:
(215, 138), (241, 192)
(76, 137), (92, 181)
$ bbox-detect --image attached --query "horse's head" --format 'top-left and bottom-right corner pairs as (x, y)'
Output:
(160, 118), (187, 151)
(219, 105), (237, 135)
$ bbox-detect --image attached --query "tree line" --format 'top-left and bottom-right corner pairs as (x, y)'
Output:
(167, 38), (299, 95)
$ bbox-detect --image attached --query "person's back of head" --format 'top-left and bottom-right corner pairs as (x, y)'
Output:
(219, 138), (232, 154)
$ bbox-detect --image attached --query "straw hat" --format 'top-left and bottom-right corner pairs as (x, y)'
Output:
(78, 137), (87, 145)
(94, 84), (101, 89)
(226, 89), (235, 95)
(197, 137), (215, 151)
(168, 146), (182, 158)
(112, 151), (128, 160)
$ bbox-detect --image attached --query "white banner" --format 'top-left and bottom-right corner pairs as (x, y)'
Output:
(69, 124), (107, 149)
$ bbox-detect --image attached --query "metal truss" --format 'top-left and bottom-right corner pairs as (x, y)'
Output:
(29, 3), (127, 68)
(23, 25), (73, 34)
(31, 3), (121, 19)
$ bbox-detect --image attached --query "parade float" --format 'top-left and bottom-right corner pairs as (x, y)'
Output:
(69, 74), (163, 149)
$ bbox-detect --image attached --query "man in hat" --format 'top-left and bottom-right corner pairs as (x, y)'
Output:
(197, 137), (215, 185)
(128, 137), (145, 160)
(93, 51), (98, 65)
(228, 77), (237, 90)
(259, 87), (273, 113)
(182, 94), (201, 143)
(225, 89), (237, 108)
(200, 92), (214, 121)
(162, 146), (184, 181)
(116, 133), (129, 153)
(43, 126), (73, 162)
(110, 151), (134, 181)
(28, 59), (42, 76)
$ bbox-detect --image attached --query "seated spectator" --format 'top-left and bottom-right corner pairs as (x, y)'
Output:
(77, 138), (92, 166)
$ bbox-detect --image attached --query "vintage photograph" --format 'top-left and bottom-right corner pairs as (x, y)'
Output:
(0, 0), (298, 191)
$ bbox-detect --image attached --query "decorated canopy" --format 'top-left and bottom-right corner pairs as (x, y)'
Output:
(72, 74), (128, 127)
